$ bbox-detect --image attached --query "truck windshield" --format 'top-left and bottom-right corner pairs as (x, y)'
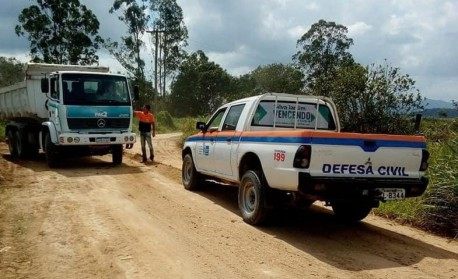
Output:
(62, 74), (130, 106)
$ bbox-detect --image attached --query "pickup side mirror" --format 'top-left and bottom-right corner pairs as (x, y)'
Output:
(196, 121), (206, 131)
(133, 85), (140, 101)
(41, 78), (49, 94)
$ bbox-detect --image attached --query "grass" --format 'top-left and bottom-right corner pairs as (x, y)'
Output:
(374, 118), (457, 237)
(0, 120), (6, 141)
(133, 111), (204, 146)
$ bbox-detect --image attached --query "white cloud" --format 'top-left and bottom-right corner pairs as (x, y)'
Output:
(348, 21), (372, 37)
(287, 25), (307, 39)
(305, 2), (319, 11)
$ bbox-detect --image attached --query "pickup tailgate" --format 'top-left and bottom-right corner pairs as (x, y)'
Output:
(307, 131), (426, 179)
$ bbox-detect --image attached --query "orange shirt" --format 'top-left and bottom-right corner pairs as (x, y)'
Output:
(134, 111), (156, 124)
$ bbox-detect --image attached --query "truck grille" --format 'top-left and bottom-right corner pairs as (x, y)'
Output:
(67, 118), (130, 130)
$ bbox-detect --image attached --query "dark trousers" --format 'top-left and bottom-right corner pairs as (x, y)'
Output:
(140, 132), (154, 160)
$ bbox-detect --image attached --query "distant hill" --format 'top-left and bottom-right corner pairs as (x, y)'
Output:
(422, 98), (454, 109)
(422, 108), (458, 118)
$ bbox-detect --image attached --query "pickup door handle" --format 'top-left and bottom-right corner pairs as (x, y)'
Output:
(226, 138), (232, 143)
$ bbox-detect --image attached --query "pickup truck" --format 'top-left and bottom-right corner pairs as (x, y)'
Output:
(0, 63), (138, 167)
(182, 93), (429, 225)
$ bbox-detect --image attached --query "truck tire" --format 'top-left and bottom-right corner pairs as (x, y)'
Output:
(182, 153), (202, 191)
(14, 130), (27, 159)
(7, 130), (18, 159)
(331, 200), (373, 223)
(112, 145), (123, 165)
(238, 170), (270, 225)
(44, 133), (59, 168)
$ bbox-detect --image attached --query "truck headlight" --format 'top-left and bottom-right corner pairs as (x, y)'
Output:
(124, 136), (129, 142)
(129, 136), (134, 141)
(67, 137), (73, 143)
(74, 137), (80, 143)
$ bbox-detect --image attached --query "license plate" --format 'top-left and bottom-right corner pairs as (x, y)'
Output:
(95, 137), (110, 143)
(377, 188), (405, 200)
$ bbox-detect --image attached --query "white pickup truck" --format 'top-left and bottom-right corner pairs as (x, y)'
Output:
(182, 93), (429, 225)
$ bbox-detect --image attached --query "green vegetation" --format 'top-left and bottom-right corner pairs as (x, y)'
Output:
(375, 118), (457, 237)
(16, 0), (103, 64)
(0, 120), (6, 141)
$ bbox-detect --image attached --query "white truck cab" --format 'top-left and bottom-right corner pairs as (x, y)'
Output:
(182, 93), (429, 225)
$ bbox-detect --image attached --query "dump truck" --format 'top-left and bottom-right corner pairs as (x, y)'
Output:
(0, 63), (138, 167)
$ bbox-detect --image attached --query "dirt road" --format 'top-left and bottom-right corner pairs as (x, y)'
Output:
(0, 134), (457, 278)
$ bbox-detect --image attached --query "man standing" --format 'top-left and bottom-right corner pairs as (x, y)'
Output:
(134, 105), (156, 163)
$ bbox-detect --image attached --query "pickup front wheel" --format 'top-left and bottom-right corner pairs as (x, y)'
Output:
(238, 170), (270, 225)
(182, 153), (202, 191)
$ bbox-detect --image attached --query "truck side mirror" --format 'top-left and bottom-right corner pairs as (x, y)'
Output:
(41, 78), (49, 93)
(133, 85), (140, 101)
(196, 121), (206, 131)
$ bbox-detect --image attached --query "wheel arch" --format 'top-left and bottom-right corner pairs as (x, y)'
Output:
(41, 122), (58, 144)
(182, 146), (192, 159)
(238, 152), (266, 183)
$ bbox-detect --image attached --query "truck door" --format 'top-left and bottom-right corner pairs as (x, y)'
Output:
(195, 108), (227, 172)
(47, 75), (62, 130)
(213, 104), (245, 177)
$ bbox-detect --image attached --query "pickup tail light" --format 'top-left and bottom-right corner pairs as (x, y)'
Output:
(419, 149), (429, 171)
(294, 145), (311, 168)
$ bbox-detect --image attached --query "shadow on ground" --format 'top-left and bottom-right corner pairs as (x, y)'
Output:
(1, 152), (143, 178)
(195, 180), (458, 272)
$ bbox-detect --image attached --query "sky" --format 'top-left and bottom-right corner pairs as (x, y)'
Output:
(0, 0), (457, 101)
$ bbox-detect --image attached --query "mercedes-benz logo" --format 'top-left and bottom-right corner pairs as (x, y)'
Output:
(97, 118), (106, 128)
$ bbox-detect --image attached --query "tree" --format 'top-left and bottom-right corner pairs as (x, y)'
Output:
(170, 51), (233, 116)
(293, 19), (354, 96)
(151, 0), (188, 95)
(250, 63), (304, 94)
(330, 62), (423, 134)
(15, 0), (103, 65)
(107, 0), (149, 80)
(0, 57), (24, 87)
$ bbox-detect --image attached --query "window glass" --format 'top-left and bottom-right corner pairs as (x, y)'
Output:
(50, 77), (59, 100)
(222, 104), (245, 131)
(62, 74), (130, 106)
(207, 108), (227, 131)
(252, 100), (335, 130)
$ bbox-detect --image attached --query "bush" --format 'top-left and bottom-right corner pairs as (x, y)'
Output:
(156, 111), (176, 130)
(177, 117), (205, 146)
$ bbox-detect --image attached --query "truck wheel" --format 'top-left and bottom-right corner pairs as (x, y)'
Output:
(332, 200), (373, 223)
(7, 130), (18, 158)
(15, 130), (26, 159)
(182, 153), (202, 191)
(112, 145), (123, 165)
(45, 133), (59, 168)
(238, 170), (270, 225)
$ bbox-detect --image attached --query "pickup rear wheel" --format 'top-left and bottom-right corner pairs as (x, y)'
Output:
(332, 200), (373, 223)
(182, 153), (202, 191)
(238, 170), (270, 225)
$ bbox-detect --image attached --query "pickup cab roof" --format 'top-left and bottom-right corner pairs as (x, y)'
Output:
(221, 93), (341, 132)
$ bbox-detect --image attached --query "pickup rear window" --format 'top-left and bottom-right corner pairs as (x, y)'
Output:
(251, 100), (336, 130)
